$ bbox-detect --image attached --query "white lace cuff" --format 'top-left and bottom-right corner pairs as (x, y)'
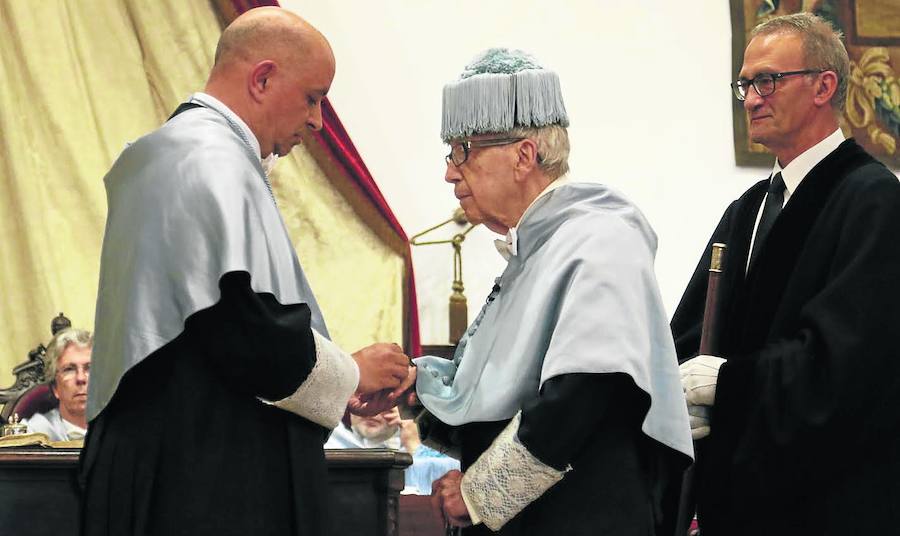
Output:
(271, 329), (359, 429)
(460, 412), (568, 531)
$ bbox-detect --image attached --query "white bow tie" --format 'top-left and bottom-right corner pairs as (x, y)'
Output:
(493, 228), (519, 261)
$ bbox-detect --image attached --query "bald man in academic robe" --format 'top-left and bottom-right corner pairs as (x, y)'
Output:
(81, 8), (413, 536)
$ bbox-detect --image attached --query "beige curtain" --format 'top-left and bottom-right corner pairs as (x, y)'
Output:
(0, 0), (404, 387)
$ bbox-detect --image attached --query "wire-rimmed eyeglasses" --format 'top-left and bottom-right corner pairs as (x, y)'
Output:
(731, 69), (824, 101)
(57, 363), (90, 379)
(445, 137), (525, 167)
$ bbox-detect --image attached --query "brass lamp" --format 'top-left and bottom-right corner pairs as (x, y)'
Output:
(410, 208), (476, 343)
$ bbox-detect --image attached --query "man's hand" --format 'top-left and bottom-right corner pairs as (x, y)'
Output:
(347, 365), (416, 416)
(352, 343), (410, 394)
(679, 354), (726, 407)
(348, 390), (394, 417)
(382, 406), (402, 428)
(431, 470), (472, 528)
(399, 364), (419, 407)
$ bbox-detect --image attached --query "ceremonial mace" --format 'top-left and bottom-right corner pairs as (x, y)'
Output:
(409, 208), (476, 344)
(698, 243), (726, 355)
(676, 242), (726, 536)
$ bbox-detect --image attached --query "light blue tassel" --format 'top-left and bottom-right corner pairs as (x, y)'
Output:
(441, 48), (569, 141)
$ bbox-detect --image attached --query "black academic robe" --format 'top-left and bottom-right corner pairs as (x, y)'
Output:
(424, 373), (686, 536)
(671, 139), (900, 536)
(80, 272), (331, 536)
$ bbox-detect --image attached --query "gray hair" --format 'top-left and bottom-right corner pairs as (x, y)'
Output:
(751, 12), (850, 111)
(506, 124), (570, 180)
(44, 328), (92, 385)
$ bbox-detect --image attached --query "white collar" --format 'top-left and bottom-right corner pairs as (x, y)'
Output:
(61, 416), (87, 440)
(188, 92), (261, 162)
(773, 128), (844, 197)
(494, 175), (573, 260)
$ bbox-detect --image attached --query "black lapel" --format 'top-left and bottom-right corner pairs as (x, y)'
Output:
(717, 180), (767, 355)
(736, 139), (874, 349)
(167, 102), (203, 121)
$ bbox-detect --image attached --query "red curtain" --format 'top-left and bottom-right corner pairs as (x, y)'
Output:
(220, 0), (421, 356)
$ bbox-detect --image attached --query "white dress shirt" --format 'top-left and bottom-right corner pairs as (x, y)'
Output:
(747, 128), (846, 272)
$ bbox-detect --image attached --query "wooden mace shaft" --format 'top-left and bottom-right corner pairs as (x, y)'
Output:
(699, 243), (726, 355)
(676, 242), (727, 536)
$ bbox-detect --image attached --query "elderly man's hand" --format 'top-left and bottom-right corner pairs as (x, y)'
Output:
(679, 355), (726, 407)
(431, 470), (473, 528)
(348, 390), (394, 417)
(348, 365), (416, 416)
(352, 343), (410, 394)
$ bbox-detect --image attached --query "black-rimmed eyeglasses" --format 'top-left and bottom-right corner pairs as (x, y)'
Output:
(445, 137), (525, 167)
(731, 69), (824, 101)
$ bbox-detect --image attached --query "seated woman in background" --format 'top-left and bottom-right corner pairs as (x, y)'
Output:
(26, 328), (92, 441)
(326, 407), (460, 494)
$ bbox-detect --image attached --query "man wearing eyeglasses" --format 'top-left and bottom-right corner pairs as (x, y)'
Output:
(673, 12), (900, 536)
(410, 48), (693, 535)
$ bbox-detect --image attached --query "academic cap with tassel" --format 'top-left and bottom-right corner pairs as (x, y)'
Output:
(441, 47), (569, 142)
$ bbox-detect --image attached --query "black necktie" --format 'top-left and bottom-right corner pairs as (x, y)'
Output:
(749, 172), (786, 270)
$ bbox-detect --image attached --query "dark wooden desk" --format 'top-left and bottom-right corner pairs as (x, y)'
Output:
(0, 447), (412, 536)
(398, 494), (445, 536)
(326, 448), (412, 535)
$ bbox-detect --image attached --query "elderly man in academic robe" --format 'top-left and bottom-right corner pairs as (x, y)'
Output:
(406, 48), (693, 535)
(81, 8), (413, 536)
(673, 13), (900, 536)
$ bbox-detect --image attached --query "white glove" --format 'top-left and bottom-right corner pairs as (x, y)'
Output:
(688, 404), (710, 440)
(679, 355), (726, 407)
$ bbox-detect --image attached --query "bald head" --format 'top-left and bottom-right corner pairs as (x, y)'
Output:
(212, 8), (332, 74)
(206, 7), (336, 157)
